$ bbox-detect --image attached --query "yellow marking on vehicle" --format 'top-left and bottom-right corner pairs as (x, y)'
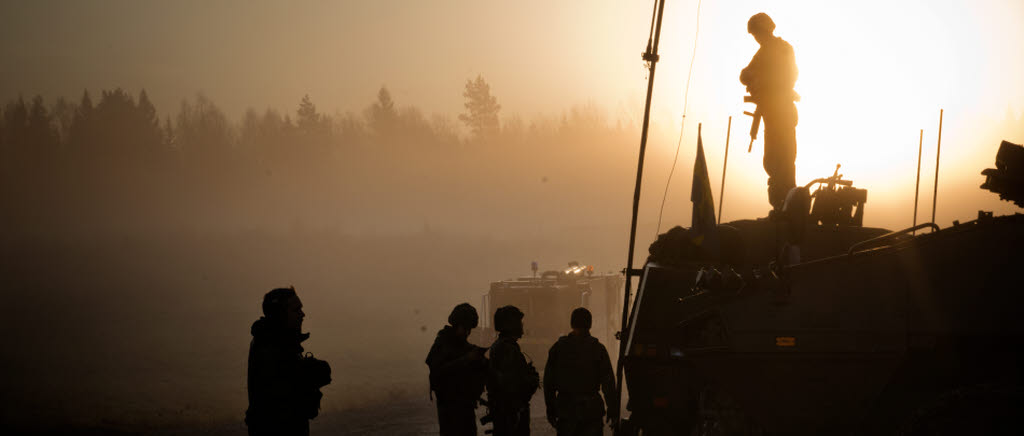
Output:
(776, 336), (796, 347)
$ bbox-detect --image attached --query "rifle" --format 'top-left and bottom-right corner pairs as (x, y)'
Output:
(743, 94), (761, 153)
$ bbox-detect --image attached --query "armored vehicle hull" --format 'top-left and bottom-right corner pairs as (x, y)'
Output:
(622, 212), (1024, 435)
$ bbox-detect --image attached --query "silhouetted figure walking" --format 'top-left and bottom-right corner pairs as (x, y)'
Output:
(741, 12), (800, 211)
(543, 308), (617, 436)
(426, 303), (489, 436)
(246, 287), (331, 436)
(487, 306), (540, 436)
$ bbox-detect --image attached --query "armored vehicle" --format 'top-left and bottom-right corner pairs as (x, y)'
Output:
(618, 141), (1024, 435)
(473, 262), (624, 368)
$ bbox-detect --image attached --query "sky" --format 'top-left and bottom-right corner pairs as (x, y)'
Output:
(2, 0), (1023, 229)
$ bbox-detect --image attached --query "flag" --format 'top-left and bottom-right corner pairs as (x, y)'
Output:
(690, 125), (720, 259)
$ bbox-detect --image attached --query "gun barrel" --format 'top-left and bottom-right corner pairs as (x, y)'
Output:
(747, 111), (762, 154)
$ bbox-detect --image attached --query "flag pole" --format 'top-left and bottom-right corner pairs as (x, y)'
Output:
(718, 116), (732, 224)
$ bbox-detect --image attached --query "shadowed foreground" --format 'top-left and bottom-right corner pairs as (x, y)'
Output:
(0, 229), (603, 436)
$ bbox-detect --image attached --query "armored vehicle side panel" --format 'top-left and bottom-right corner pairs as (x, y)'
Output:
(623, 213), (1024, 435)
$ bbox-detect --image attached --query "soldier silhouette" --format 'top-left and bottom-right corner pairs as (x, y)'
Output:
(426, 303), (489, 436)
(543, 308), (617, 436)
(245, 287), (331, 436)
(740, 12), (800, 211)
(487, 305), (540, 436)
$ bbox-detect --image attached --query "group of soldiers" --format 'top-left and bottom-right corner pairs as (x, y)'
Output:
(426, 303), (617, 436)
(423, 13), (798, 432)
(242, 288), (616, 436)
(422, 15), (798, 435)
(243, 12), (798, 436)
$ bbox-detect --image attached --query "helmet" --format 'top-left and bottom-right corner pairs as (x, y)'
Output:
(747, 12), (776, 34)
(448, 303), (479, 329)
(493, 305), (524, 334)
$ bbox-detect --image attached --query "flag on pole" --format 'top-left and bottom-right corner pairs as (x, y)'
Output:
(690, 124), (720, 259)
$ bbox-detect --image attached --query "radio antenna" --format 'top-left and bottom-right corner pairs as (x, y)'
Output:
(616, 0), (666, 433)
(931, 109), (943, 224)
(718, 116), (732, 223)
(913, 129), (923, 233)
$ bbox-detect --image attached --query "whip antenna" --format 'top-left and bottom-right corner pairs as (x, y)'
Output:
(615, 1), (667, 434)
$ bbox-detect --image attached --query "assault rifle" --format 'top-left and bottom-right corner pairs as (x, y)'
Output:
(743, 94), (761, 153)
(743, 91), (799, 153)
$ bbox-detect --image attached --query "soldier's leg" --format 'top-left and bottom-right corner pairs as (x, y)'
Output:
(762, 106), (798, 210)
(437, 404), (454, 436)
(556, 414), (578, 436)
(517, 406), (531, 436)
(491, 410), (510, 436)
(493, 408), (524, 436)
(438, 404), (477, 436)
(580, 417), (604, 436)
(455, 405), (478, 436)
(763, 142), (791, 211)
(557, 416), (603, 436)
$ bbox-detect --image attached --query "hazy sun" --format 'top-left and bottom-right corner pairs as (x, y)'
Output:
(644, 0), (1021, 228)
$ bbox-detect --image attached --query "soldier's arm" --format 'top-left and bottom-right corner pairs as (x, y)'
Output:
(251, 344), (300, 413)
(740, 64), (753, 87)
(434, 348), (484, 377)
(598, 344), (619, 419)
(426, 340), (457, 376)
(543, 343), (559, 406)
(544, 343), (560, 426)
(740, 51), (761, 87)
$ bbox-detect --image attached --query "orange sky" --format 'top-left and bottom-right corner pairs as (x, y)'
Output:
(2, 0), (1023, 230)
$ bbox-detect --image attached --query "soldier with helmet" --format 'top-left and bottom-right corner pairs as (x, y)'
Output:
(487, 305), (540, 436)
(741, 12), (800, 212)
(543, 308), (617, 436)
(426, 303), (489, 436)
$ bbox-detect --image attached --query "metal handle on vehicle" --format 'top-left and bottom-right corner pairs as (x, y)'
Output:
(847, 222), (940, 255)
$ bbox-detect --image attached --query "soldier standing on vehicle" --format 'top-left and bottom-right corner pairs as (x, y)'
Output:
(740, 12), (800, 211)
(426, 303), (489, 436)
(543, 308), (618, 436)
(246, 287), (332, 436)
(488, 305), (540, 436)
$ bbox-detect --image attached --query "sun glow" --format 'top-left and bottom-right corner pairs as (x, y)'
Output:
(642, 0), (1024, 228)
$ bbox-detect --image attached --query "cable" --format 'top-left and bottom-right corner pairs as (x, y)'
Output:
(655, 0), (703, 236)
(647, 0), (659, 46)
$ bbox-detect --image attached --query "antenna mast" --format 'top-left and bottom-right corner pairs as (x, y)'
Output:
(718, 116), (733, 223)
(932, 109), (943, 224)
(615, 0), (667, 433)
(913, 129), (923, 232)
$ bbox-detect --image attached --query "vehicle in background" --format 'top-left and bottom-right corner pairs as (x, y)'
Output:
(473, 262), (624, 369)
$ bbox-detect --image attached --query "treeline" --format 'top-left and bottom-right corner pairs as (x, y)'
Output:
(0, 78), (639, 235)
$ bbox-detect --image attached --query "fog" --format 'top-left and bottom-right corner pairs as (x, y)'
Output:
(0, 87), (649, 433)
(2, 1), (1024, 434)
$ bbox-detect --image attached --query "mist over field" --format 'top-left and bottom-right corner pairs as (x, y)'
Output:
(0, 85), (664, 434)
